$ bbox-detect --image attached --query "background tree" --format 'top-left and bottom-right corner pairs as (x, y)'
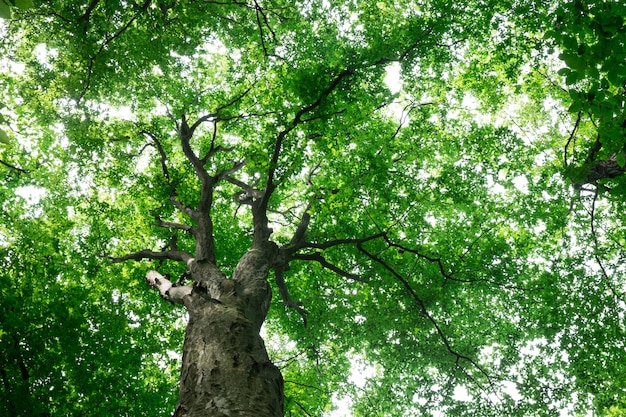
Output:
(1, 0), (625, 416)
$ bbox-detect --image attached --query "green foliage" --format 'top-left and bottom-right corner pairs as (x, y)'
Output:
(547, 1), (626, 164)
(1, 0), (626, 416)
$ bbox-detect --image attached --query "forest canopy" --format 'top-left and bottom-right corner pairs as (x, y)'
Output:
(1, 0), (625, 416)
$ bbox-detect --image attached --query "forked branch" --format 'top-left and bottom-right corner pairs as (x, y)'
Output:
(291, 252), (364, 282)
(356, 242), (498, 397)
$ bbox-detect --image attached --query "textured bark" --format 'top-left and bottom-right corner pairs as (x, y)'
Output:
(173, 251), (283, 417)
(585, 156), (625, 183)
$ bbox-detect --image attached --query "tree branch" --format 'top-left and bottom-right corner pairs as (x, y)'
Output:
(0, 159), (29, 174)
(291, 252), (365, 282)
(215, 160), (246, 182)
(289, 210), (310, 246)
(589, 191), (625, 303)
(78, 0), (153, 102)
(179, 114), (214, 187)
(145, 270), (192, 305)
(286, 232), (386, 255)
(563, 110), (582, 168)
(254, 35), (434, 245)
(109, 248), (193, 264)
(356, 242), (497, 394)
(274, 264), (309, 326)
(156, 217), (194, 234)
(141, 130), (171, 183)
(224, 175), (264, 199)
(383, 237), (454, 280)
(169, 195), (197, 219)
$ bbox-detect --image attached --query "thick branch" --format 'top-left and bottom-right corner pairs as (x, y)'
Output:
(224, 175), (264, 199)
(156, 218), (195, 236)
(177, 115), (218, 261)
(168, 195), (196, 218)
(145, 270), (192, 304)
(255, 34), (432, 244)
(109, 248), (193, 264)
(289, 211), (310, 246)
(179, 114), (214, 188)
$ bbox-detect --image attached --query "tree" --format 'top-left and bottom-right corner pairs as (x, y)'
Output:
(1, 0), (625, 416)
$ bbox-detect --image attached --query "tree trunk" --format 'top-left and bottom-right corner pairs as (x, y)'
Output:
(173, 252), (283, 417)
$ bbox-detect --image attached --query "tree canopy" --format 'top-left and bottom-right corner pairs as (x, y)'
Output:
(1, 0), (625, 416)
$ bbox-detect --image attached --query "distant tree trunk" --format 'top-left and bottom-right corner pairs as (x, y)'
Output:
(172, 250), (283, 417)
(584, 155), (625, 183)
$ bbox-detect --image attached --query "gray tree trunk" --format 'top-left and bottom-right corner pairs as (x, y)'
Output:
(172, 250), (284, 417)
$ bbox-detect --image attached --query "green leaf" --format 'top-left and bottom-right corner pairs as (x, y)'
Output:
(0, 129), (9, 144)
(566, 71), (579, 85)
(607, 69), (622, 87)
(557, 67), (571, 76)
(559, 53), (587, 71)
(14, 0), (34, 9)
(616, 154), (626, 168)
(562, 35), (578, 51)
(568, 100), (583, 113)
(0, 0), (12, 19)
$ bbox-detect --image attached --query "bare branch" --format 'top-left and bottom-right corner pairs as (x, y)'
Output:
(145, 270), (192, 305)
(156, 218), (194, 234)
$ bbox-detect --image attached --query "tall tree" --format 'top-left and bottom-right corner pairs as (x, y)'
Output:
(1, 0), (625, 416)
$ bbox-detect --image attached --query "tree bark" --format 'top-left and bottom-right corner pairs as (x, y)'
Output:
(172, 252), (283, 417)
